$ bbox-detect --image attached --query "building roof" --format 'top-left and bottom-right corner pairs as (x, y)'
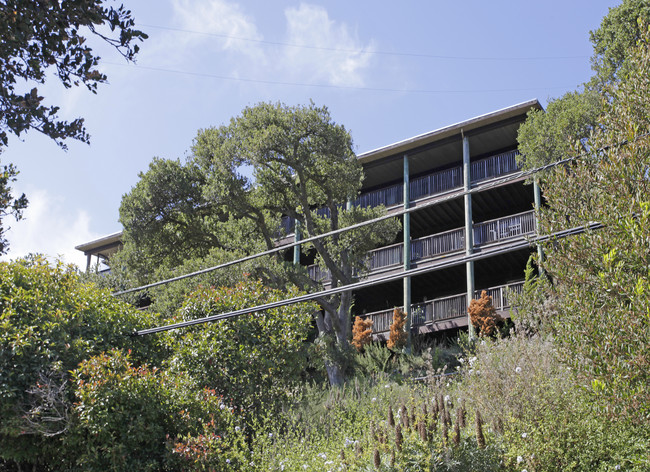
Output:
(75, 231), (123, 258)
(357, 99), (542, 166)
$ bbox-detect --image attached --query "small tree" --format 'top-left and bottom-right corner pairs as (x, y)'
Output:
(468, 291), (503, 337)
(387, 308), (407, 351)
(351, 316), (373, 352)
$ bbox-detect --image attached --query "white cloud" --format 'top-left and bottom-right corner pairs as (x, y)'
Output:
(170, 0), (264, 58)
(282, 4), (375, 87)
(1, 189), (101, 269)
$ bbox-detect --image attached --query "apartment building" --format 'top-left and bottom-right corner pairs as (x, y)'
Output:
(298, 99), (542, 338)
(77, 99), (542, 337)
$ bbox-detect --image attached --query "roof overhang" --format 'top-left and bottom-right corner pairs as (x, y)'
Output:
(357, 99), (542, 165)
(75, 231), (123, 257)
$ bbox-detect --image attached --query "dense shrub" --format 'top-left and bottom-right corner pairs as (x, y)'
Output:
(351, 315), (373, 352)
(166, 279), (318, 418)
(0, 256), (162, 468)
(387, 308), (407, 351)
(69, 350), (244, 471)
(468, 291), (503, 337)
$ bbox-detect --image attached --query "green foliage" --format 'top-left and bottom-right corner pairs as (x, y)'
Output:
(0, 255), (161, 467)
(166, 279), (318, 416)
(119, 101), (401, 385)
(69, 349), (245, 472)
(455, 333), (649, 471)
(118, 158), (227, 282)
(590, 0), (650, 83)
(0, 0), (146, 148)
(536, 27), (650, 424)
(517, 89), (601, 169)
(0, 162), (27, 254)
(517, 0), (650, 171)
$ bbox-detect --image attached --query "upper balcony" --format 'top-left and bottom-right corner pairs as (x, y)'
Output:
(279, 149), (521, 236)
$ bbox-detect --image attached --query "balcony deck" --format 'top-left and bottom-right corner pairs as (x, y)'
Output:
(280, 149), (522, 238)
(307, 210), (535, 285)
(359, 280), (524, 338)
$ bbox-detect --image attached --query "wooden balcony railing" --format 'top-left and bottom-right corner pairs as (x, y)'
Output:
(306, 210), (535, 284)
(360, 280), (525, 334)
(473, 210), (536, 246)
(471, 149), (520, 184)
(279, 150), (520, 236)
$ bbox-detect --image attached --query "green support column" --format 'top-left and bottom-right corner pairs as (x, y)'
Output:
(463, 135), (476, 339)
(293, 219), (301, 265)
(403, 154), (412, 351)
(533, 178), (545, 274)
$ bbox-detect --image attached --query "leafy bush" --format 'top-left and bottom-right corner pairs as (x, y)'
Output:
(455, 333), (649, 471)
(387, 308), (407, 351)
(166, 279), (318, 418)
(69, 349), (246, 471)
(0, 256), (162, 467)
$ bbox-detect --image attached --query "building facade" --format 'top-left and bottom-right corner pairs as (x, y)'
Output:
(77, 100), (542, 337)
(295, 99), (542, 338)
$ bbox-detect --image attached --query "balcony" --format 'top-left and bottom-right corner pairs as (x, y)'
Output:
(360, 280), (524, 334)
(307, 210), (535, 284)
(280, 149), (520, 236)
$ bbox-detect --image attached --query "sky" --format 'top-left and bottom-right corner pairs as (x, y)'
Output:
(1, 0), (618, 268)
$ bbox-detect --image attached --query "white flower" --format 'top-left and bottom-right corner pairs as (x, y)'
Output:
(444, 395), (451, 404)
(303, 465), (308, 470)
(615, 465), (621, 470)
(522, 469), (528, 472)
(318, 453), (327, 460)
(268, 433), (273, 438)
(219, 403), (226, 410)
(384, 384), (390, 388)
(371, 397), (377, 402)
(480, 340), (486, 346)
(521, 432), (528, 438)
(469, 356), (477, 366)
(226, 459), (230, 464)
(515, 366), (522, 374)
(235, 426), (241, 432)
(517, 456), (524, 464)
(325, 461), (333, 465)
(344, 437), (355, 448)
(458, 357), (464, 364)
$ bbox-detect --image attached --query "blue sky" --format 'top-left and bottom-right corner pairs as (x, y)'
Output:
(1, 0), (616, 267)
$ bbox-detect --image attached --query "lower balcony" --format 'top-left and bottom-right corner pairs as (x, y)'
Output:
(359, 280), (524, 336)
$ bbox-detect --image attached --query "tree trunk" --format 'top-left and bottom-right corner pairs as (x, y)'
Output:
(325, 361), (345, 386)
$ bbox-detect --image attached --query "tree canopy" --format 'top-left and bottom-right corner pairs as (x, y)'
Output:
(517, 0), (650, 170)
(118, 102), (400, 385)
(0, 0), (146, 148)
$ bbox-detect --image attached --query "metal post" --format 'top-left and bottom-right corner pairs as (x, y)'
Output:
(293, 219), (301, 265)
(533, 178), (545, 274)
(403, 154), (412, 351)
(463, 135), (476, 339)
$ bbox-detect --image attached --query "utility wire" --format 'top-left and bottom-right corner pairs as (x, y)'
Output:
(133, 222), (602, 336)
(122, 131), (650, 336)
(103, 61), (570, 94)
(140, 23), (587, 62)
(112, 145), (594, 297)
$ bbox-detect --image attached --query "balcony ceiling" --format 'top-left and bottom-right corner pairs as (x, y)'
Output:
(360, 116), (526, 191)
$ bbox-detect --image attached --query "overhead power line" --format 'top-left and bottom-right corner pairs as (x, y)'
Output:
(112, 149), (584, 297)
(123, 131), (650, 336)
(104, 61), (571, 94)
(133, 222), (602, 336)
(140, 23), (588, 62)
